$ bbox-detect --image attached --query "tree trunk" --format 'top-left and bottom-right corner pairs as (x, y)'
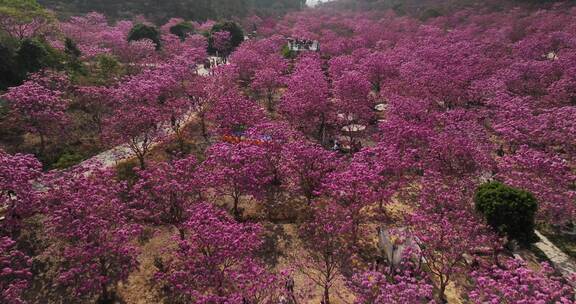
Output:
(267, 92), (274, 112)
(318, 118), (327, 147)
(98, 257), (112, 304)
(323, 284), (330, 304)
(178, 226), (186, 240)
(138, 154), (146, 170)
(233, 195), (240, 219)
(438, 280), (448, 304)
(200, 115), (208, 140)
(38, 131), (46, 158)
(99, 284), (111, 304)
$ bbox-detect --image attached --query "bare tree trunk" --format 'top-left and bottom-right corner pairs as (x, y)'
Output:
(178, 226), (186, 240)
(318, 117), (327, 147)
(137, 154), (146, 170)
(438, 278), (448, 304)
(200, 114), (208, 140)
(323, 284), (330, 304)
(233, 195), (240, 219)
(267, 91), (275, 112)
(38, 131), (46, 158)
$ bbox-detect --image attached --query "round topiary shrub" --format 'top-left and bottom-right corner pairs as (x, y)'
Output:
(475, 181), (538, 245)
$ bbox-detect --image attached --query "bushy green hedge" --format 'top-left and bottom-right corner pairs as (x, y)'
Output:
(475, 181), (538, 245)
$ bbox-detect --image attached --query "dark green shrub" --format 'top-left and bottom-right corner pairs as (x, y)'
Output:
(52, 150), (85, 170)
(281, 43), (296, 59)
(64, 37), (81, 58)
(127, 23), (161, 50)
(475, 181), (538, 245)
(0, 41), (20, 90)
(169, 21), (194, 41)
(16, 38), (50, 73)
(97, 54), (121, 79)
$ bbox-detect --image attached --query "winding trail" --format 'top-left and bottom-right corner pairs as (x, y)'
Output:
(534, 230), (576, 284)
(76, 62), (213, 171)
(78, 111), (197, 170)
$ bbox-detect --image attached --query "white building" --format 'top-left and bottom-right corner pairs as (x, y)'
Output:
(287, 38), (320, 52)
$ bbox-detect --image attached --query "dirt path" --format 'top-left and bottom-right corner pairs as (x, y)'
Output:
(78, 112), (197, 170)
(534, 230), (576, 284)
(75, 60), (218, 171)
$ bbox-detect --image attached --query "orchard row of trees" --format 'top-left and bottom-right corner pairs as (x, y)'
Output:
(1, 0), (576, 303)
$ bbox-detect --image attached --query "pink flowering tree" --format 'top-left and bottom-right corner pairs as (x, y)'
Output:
(182, 76), (210, 139)
(212, 30), (232, 59)
(409, 180), (495, 302)
(44, 169), (141, 303)
(297, 201), (354, 304)
(281, 140), (339, 204)
(102, 60), (196, 168)
(74, 86), (114, 137)
(321, 165), (375, 245)
(333, 70), (374, 127)
(130, 155), (201, 239)
(58, 12), (112, 59)
(468, 258), (574, 303)
(155, 202), (280, 303)
(245, 122), (301, 214)
(251, 67), (284, 112)
(358, 51), (399, 93)
(228, 36), (284, 83)
(103, 105), (166, 169)
(0, 149), (42, 236)
(116, 39), (157, 67)
(347, 258), (434, 304)
(498, 146), (576, 224)
(199, 142), (271, 218)
(206, 90), (266, 137)
(320, 144), (410, 243)
(328, 55), (356, 80)
(279, 54), (332, 145)
(2, 75), (69, 157)
(0, 237), (32, 304)
(229, 47), (263, 82)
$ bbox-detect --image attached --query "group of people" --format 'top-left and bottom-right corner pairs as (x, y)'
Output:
(330, 138), (362, 153)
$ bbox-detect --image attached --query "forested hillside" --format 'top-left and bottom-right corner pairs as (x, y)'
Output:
(38, 0), (306, 22)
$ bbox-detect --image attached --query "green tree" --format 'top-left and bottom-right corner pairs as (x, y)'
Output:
(16, 38), (50, 73)
(169, 21), (194, 41)
(96, 54), (121, 81)
(64, 37), (81, 58)
(475, 181), (538, 245)
(0, 40), (20, 89)
(127, 23), (161, 50)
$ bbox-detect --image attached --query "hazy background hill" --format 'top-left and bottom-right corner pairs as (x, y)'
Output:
(38, 0), (307, 23)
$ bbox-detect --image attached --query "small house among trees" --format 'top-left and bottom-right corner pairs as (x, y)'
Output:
(287, 37), (320, 52)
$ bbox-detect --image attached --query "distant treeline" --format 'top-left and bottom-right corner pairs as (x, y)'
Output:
(320, 0), (568, 19)
(38, 0), (306, 23)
